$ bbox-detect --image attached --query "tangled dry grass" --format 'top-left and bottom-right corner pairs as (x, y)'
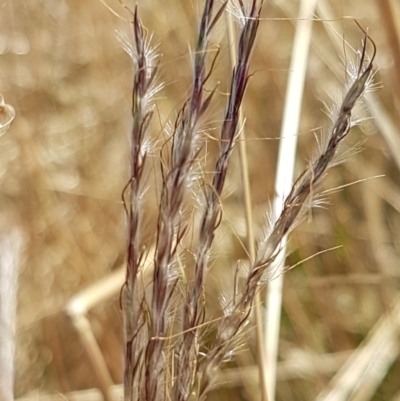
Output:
(1, 0), (400, 400)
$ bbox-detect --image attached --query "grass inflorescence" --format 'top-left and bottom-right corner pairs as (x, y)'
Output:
(120, 1), (376, 401)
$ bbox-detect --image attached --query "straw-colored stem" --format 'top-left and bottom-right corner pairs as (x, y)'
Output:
(264, 0), (318, 399)
(71, 314), (115, 401)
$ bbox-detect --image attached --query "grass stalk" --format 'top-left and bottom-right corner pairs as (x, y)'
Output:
(225, 8), (268, 401)
(120, 6), (161, 401)
(263, 0), (318, 399)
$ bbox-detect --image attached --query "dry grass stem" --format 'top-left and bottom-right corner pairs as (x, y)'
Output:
(225, 8), (268, 401)
(264, 0), (318, 398)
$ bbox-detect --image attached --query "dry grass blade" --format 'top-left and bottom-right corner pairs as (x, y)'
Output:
(66, 268), (125, 401)
(263, 0), (318, 399)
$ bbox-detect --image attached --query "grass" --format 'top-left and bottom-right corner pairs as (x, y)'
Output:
(2, 0), (400, 400)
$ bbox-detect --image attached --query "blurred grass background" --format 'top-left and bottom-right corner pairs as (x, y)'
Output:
(1, 0), (400, 400)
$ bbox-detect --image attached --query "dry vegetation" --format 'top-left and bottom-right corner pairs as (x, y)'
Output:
(1, 0), (400, 400)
